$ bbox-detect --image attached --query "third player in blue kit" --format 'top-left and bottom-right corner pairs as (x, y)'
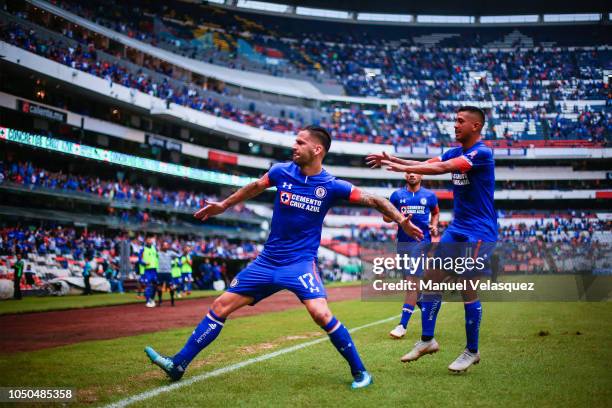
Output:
(386, 173), (439, 339)
(145, 125), (423, 389)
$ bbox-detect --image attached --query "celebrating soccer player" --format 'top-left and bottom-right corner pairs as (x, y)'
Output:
(384, 173), (439, 341)
(367, 106), (496, 373)
(145, 125), (423, 388)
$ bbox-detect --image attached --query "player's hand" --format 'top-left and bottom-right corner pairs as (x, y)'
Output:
(381, 160), (409, 173)
(399, 215), (424, 241)
(365, 151), (396, 168)
(429, 224), (438, 237)
(194, 200), (227, 221)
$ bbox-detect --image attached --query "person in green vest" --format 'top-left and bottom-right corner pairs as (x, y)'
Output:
(180, 246), (193, 295)
(136, 249), (146, 298)
(13, 252), (24, 300)
(171, 254), (183, 299)
(138, 235), (159, 308)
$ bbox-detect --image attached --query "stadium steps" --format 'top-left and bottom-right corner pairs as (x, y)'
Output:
(485, 30), (534, 48)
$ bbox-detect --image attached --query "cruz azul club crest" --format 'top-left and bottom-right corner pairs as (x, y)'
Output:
(314, 186), (327, 199)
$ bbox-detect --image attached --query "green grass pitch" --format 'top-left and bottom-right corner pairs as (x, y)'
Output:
(0, 300), (610, 407)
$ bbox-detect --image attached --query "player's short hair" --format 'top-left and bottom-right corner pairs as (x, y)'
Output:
(457, 106), (486, 125)
(303, 125), (332, 153)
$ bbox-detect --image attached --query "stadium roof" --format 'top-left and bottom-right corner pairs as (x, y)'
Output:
(261, 0), (610, 15)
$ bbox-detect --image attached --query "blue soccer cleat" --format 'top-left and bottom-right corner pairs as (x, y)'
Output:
(145, 346), (184, 381)
(351, 371), (373, 389)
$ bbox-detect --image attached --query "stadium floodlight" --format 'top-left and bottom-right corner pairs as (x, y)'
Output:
(417, 15), (475, 24)
(543, 14), (602, 22)
(357, 13), (413, 23)
(296, 6), (350, 19)
(480, 15), (539, 24)
(236, 1), (289, 13)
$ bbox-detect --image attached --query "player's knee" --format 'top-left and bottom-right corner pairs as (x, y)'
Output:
(210, 297), (231, 318)
(309, 307), (332, 326)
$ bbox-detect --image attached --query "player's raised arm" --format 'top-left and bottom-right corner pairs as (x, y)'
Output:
(350, 188), (424, 241)
(194, 173), (271, 221)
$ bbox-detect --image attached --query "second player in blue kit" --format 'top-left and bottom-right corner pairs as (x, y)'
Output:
(367, 106), (497, 372)
(145, 125), (423, 389)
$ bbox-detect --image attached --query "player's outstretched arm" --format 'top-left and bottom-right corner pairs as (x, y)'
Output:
(194, 173), (270, 221)
(381, 159), (461, 175)
(355, 190), (424, 241)
(365, 151), (425, 168)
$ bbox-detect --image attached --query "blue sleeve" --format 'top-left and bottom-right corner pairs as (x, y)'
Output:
(440, 148), (453, 162)
(463, 146), (493, 169)
(267, 163), (284, 186)
(389, 191), (399, 208)
(331, 179), (354, 201)
(138, 249), (144, 265)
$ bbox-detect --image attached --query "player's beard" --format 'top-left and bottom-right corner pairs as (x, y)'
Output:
(292, 151), (310, 166)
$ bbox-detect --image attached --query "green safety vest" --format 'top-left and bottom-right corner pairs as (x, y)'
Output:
(181, 255), (192, 273)
(138, 262), (145, 275)
(171, 258), (182, 278)
(143, 246), (159, 270)
(14, 260), (24, 278)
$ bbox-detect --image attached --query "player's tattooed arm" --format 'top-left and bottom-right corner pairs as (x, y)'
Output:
(355, 191), (424, 241)
(365, 151), (423, 168)
(194, 173), (270, 221)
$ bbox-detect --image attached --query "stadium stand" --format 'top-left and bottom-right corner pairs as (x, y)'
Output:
(0, 2), (608, 147)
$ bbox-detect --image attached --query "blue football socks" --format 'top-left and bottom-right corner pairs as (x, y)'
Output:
(399, 303), (415, 329)
(420, 292), (442, 341)
(323, 316), (366, 376)
(464, 300), (482, 353)
(173, 310), (225, 370)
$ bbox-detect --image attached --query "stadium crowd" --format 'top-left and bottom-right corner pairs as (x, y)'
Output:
(0, 225), (260, 261)
(1, 159), (253, 215)
(51, 1), (609, 90)
(2, 14), (609, 146)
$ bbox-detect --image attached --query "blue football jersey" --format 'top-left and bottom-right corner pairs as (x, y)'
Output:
(390, 187), (438, 243)
(262, 162), (356, 264)
(439, 141), (497, 241)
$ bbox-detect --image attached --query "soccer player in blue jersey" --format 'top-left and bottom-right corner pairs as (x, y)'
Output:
(367, 106), (496, 373)
(145, 125), (423, 388)
(384, 173), (439, 340)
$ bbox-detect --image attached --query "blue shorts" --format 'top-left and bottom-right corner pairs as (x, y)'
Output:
(182, 273), (193, 282)
(227, 256), (326, 304)
(434, 230), (497, 277)
(158, 272), (172, 285)
(172, 277), (183, 287)
(141, 269), (158, 285)
(397, 241), (432, 277)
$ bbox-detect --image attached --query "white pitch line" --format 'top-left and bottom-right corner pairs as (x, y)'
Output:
(103, 314), (398, 408)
